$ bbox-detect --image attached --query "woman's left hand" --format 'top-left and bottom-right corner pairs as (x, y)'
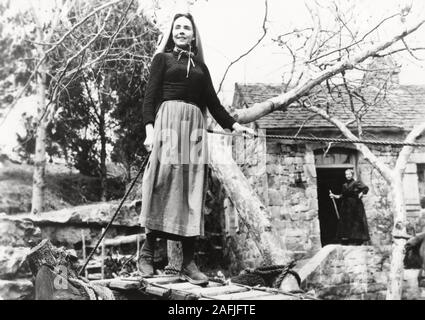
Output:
(232, 122), (256, 137)
(358, 193), (363, 199)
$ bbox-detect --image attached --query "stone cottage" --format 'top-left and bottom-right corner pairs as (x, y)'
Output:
(223, 82), (425, 268)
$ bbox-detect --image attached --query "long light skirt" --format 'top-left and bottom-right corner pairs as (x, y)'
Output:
(139, 100), (209, 237)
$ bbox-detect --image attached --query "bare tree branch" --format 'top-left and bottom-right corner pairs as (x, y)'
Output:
(306, 13), (400, 64)
(216, 0), (269, 94)
(395, 122), (425, 173)
(234, 17), (425, 124)
(0, 0), (124, 128)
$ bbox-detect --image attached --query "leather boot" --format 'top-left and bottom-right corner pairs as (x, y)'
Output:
(138, 233), (155, 276)
(180, 238), (209, 285)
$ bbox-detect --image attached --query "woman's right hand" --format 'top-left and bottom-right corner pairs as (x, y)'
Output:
(144, 124), (154, 152)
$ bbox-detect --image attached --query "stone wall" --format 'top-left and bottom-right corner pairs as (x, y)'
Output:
(298, 245), (425, 300)
(0, 214), (37, 299)
(265, 142), (320, 259)
(224, 129), (271, 271)
(256, 138), (425, 260)
(356, 145), (425, 246)
(357, 145), (397, 246)
(210, 131), (425, 274)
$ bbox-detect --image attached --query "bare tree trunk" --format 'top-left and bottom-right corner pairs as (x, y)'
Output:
(31, 63), (48, 215)
(99, 106), (107, 202)
(386, 122), (425, 299)
(386, 174), (407, 300)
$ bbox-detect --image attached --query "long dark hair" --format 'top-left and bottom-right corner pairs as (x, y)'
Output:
(164, 13), (198, 54)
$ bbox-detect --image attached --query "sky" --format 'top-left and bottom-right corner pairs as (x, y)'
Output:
(1, 0), (425, 153)
(183, 0), (425, 103)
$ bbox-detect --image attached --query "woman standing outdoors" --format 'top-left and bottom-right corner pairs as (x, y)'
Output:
(329, 169), (370, 245)
(138, 13), (254, 285)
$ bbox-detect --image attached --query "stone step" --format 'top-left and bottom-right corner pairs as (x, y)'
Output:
(1, 200), (144, 248)
(7, 200), (141, 228)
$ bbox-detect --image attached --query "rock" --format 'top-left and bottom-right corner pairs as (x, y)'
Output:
(0, 279), (34, 300)
(12, 201), (141, 228)
(1, 202), (142, 248)
(268, 189), (284, 206)
(0, 215), (42, 247)
(0, 246), (30, 279)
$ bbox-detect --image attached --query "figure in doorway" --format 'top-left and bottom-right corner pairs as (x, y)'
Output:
(329, 169), (370, 245)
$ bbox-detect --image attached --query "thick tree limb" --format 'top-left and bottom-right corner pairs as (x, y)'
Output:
(233, 18), (425, 124)
(395, 122), (425, 174)
(208, 133), (290, 265)
(302, 101), (393, 181)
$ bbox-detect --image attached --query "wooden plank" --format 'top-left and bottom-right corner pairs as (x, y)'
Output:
(213, 290), (272, 300)
(169, 289), (199, 300)
(187, 284), (248, 297)
(104, 234), (145, 247)
(144, 276), (181, 284)
(163, 282), (201, 291)
(87, 273), (102, 280)
(145, 285), (170, 298)
(108, 279), (142, 291)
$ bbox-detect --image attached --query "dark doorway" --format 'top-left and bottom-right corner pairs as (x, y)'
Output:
(316, 168), (351, 246)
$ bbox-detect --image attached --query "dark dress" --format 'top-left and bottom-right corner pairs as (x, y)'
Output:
(336, 179), (370, 243)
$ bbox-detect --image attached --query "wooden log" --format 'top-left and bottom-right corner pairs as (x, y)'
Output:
(145, 285), (171, 298)
(108, 279), (144, 291)
(104, 234), (145, 247)
(169, 289), (199, 300)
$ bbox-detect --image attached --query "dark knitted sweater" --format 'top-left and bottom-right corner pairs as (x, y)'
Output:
(142, 51), (236, 130)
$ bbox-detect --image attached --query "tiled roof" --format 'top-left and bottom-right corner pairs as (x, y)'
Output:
(232, 83), (425, 130)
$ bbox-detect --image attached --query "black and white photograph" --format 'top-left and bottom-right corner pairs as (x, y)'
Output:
(0, 0), (424, 305)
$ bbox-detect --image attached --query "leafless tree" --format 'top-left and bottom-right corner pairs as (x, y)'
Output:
(210, 0), (425, 299)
